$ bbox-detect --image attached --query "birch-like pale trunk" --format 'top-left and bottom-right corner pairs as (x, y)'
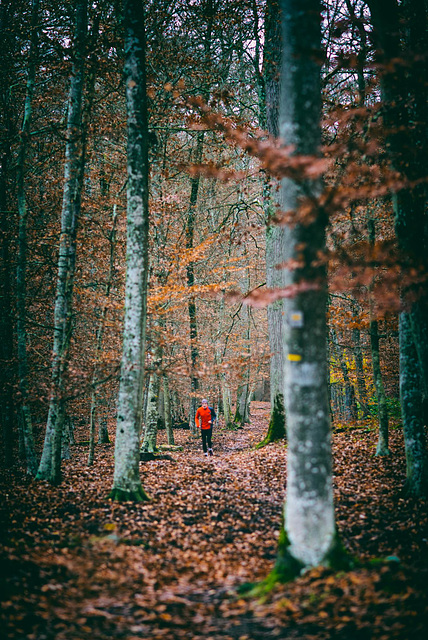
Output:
(110, 0), (150, 502)
(16, 0), (39, 476)
(278, 0), (336, 572)
(36, 0), (87, 484)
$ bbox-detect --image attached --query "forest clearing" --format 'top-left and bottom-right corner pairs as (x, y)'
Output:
(1, 402), (427, 640)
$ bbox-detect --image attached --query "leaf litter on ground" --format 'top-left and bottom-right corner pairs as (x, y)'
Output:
(0, 402), (427, 639)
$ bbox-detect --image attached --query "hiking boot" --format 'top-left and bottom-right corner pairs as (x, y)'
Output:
(208, 448), (213, 456)
(204, 452), (208, 457)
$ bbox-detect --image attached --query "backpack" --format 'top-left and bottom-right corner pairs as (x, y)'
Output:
(209, 406), (216, 427)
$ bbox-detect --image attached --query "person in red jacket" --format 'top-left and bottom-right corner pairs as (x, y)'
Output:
(195, 398), (216, 457)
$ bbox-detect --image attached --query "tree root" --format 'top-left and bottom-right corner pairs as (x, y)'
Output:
(108, 486), (150, 502)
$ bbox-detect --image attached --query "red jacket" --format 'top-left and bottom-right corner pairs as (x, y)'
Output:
(195, 406), (212, 430)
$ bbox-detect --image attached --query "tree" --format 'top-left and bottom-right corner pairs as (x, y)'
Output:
(109, 0), (150, 502)
(88, 205), (118, 464)
(367, 0), (428, 493)
(258, 0), (287, 447)
(15, 0), (40, 475)
(0, 0), (22, 467)
(36, 0), (88, 484)
(399, 311), (428, 495)
(274, 0), (339, 577)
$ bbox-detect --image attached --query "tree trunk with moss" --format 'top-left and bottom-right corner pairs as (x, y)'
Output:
(110, 0), (150, 502)
(276, 0), (337, 575)
(140, 362), (160, 454)
(256, 394), (286, 449)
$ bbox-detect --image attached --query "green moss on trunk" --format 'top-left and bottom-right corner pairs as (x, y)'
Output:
(241, 528), (355, 597)
(256, 394), (286, 449)
(108, 486), (150, 502)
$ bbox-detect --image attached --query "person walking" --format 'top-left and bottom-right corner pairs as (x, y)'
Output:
(195, 398), (216, 457)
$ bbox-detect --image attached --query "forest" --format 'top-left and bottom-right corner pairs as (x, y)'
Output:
(0, 0), (427, 638)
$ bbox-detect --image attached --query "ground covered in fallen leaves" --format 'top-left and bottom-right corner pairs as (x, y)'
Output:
(1, 402), (427, 639)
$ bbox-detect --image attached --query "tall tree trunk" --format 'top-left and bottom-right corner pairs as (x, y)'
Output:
(110, 0), (150, 502)
(88, 205), (118, 465)
(331, 329), (358, 422)
(0, 3), (15, 468)
(186, 1), (215, 433)
(352, 324), (370, 419)
(276, 0), (337, 576)
(140, 361), (161, 454)
(221, 374), (233, 427)
(163, 374), (174, 445)
(233, 252), (252, 427)
(368, 217), (390, 454)
(260, 0), (287, 446)
(367, 0), (428, 451)
(36, 0), (88, 484)
(399, 312), (428, 496)
(15, 0), (40, 476)
(234, 380), (250, 426)
(370, 319), (391, 455)
(186, 131), (204, 434)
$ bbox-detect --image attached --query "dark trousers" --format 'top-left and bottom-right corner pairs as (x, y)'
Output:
(201, 428), (212, 452)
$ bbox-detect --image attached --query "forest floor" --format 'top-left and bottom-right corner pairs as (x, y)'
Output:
(1, 402), (427, 640)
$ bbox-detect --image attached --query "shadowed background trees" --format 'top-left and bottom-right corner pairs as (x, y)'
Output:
(0, 0), (426, 503)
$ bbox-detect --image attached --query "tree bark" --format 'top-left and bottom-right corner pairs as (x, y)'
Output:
(36, 0), (88, 484)
(370, 319), (390, 456)
(186, 132), (204, 434)
(352, 325), (370, 419)
(367, 217), (390, 454)
(163, 374), (174, 445)
(399, 312), (428, 496)
(15, 0), (39, 475)
(88, 205), (118, 465)
(110, 0), (150, 502)
(221, 374), (233, 428)
(277, 0), (336, 573)
(260, 0), (287, 445)
(0, 1), (16, 468)
(367, 0), (428, 424)
(140, 361), (161, 454)
(331, 329), (358, 422)
(233, 252), (252, 427)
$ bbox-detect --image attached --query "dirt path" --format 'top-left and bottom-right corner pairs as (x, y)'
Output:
(1, 402), (427, 639)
